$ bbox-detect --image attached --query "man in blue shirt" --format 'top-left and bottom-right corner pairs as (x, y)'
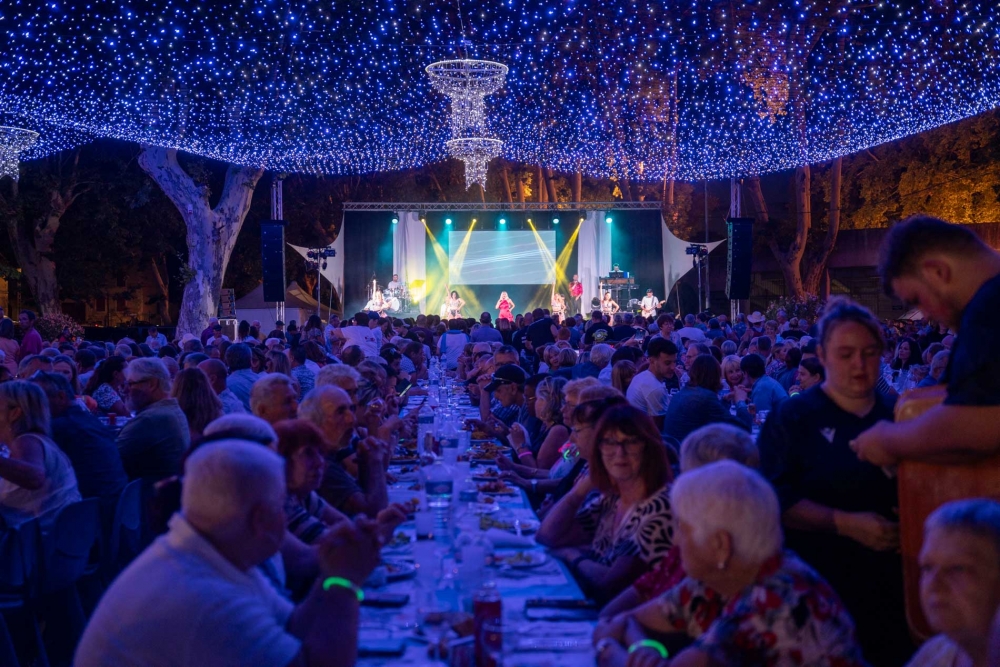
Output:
(470, 313), (503, 343)
(734, 353), (787, 413)
(224, 343), (258, 411)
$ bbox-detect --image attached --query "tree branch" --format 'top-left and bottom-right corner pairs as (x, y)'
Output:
(138, 145), (208, 219)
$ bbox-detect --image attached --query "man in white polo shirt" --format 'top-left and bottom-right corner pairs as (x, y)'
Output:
(75, 439), (381, 667)
(329, 311), (381, 357)
(626, 337), (679, 431)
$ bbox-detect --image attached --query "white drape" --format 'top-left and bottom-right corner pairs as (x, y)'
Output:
(393, 211), (427, 312)
(287, 228), (345, 312)
(661, 216), (725, 310)
(576, 210), (612, 311)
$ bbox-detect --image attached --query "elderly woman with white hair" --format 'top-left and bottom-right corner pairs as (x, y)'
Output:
(906, 499), (1000, 667)
(593, 461), (865, 667)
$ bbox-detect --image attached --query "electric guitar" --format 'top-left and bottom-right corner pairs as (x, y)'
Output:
(640, 299), (667, 318)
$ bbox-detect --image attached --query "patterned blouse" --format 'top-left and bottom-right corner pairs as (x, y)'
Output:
(92, 383), (123, 412)
(656, 550), (866, 667)
(575, 485), (673, 566)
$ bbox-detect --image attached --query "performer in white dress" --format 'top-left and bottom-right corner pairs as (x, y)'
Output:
(445, 291), (465, 320)
(601, 291), (620, 317)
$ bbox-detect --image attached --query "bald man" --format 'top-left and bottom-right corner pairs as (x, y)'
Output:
(76, 439), (381, 667)
(299, 386), (389, 518)
(198, 359), (247, 415)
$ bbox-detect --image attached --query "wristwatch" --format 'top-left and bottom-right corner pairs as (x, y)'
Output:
(595, 638), (617, 659)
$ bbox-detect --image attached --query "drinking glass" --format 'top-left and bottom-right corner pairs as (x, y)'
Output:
(481, 618), (515, 667)
(417, 594), (452, 662)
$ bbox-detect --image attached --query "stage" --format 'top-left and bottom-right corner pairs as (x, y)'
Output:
(328, 203), (724, 320)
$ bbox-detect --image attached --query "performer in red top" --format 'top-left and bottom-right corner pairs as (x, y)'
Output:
(569, 274), (583, 313)
(495, 291), (515, 322)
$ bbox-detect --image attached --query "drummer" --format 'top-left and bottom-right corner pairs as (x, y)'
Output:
(387, 273), (403, 295)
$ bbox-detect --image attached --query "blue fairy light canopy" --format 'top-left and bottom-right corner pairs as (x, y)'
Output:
(1, 0), (998, 180)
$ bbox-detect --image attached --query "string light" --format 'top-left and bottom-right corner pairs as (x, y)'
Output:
(0, 126), (39, 181)
(0, 1), (997, 181)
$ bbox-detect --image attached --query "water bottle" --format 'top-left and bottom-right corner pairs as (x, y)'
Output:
(423, 457), (454, 511)
(416, 403), (434, 455)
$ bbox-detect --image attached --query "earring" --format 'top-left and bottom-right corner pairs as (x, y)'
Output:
(717, 562), (725, 570)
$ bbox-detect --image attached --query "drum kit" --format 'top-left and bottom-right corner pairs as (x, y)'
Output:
(364, 281), (413, 314)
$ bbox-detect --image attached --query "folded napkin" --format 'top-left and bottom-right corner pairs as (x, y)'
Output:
(484, 528), (535, 548)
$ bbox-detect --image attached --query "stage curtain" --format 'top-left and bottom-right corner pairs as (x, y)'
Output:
(576, 210), (611, 312)
(661, 215), (725, 313)
(393, 211), (427, 312)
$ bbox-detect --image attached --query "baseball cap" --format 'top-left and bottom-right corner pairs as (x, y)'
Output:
(484, 364), (528, 392)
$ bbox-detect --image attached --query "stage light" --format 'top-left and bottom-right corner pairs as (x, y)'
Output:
(391, 217), (398, 225)
(527, 218), (532, 224)
(579, 217), (585, 224)
(605, 216), (613, 224)
(552, 218), (559, 225)
(499, 218), (506, 226)
(445, 218), (452, 225)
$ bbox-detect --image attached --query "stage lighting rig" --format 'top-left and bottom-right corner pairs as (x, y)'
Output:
(305, 247), (337, 271)
(685, 244), (709, 258)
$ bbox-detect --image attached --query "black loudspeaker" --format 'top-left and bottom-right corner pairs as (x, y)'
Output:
(261, 220), (288, 303)
(726, 217), (754, 300)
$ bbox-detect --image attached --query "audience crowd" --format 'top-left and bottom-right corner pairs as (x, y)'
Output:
(1, 214), (999, 667)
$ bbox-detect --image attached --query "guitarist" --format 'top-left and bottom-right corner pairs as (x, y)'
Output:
(851, 215), (1000, 466)
(639, 288), (663, 319)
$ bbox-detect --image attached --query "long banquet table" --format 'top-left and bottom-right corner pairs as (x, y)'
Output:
(358, 395), (597, 666)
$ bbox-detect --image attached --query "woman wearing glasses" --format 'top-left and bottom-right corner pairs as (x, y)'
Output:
(536, 404), (674, 603)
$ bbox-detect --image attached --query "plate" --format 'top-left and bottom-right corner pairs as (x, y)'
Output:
(382, 559), (417, 582)
(479, 516), (540, 534)
(477, 482), (517, 496)
(471, 468), (501, 482)
(471, 502), (501, 514)
(390, 457), (420, 465)
(495, 551), (548, 569)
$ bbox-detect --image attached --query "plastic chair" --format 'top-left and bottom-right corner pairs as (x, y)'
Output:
(0, 518), (48, 667)
(37, 499), (100, 667)
(103, 479), (144, 584)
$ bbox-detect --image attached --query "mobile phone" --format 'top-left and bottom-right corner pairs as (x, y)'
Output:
(633, 329), (646, 340)
(361, 592), (410, 608)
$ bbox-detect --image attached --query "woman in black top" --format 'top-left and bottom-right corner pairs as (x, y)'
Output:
(758, 298), (913, 666)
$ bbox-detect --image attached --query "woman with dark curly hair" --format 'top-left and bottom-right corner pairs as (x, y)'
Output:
(83, 356), (128, 416)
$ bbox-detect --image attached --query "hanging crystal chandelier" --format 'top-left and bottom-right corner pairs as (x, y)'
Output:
(0, 126), (39, 182)
(427, 59), (507, 190)
(446, 138), (503, 190)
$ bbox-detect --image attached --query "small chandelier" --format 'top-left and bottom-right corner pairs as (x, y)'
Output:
(446, 138), (502, 191)
(0, 126), (39, 181)
(427, 59), (507, 190)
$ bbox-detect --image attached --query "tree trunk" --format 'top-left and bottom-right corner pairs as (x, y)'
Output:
(139, 145), (263, 336)
(544, 167), (559, 204)
(515, 168), (525, 204)
(803, 156), (842, 294)
(150, 257), (171, 324)
(500, 163), (514, 204)
(1, 156), (88, 316)
(620, 176), (634, 202)
(572, 171), (582, 203)
(537, 166), (547, 203)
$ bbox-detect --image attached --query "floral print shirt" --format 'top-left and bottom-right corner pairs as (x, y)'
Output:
(575, 485), (673, 566)
(657, 550), (866, 667)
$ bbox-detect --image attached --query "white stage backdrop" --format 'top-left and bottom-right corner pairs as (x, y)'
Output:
(393, 211), (427, 312)
(576, 210), (612, 311)
(661, 217), (725, 311)
(288, 226), (345, 312)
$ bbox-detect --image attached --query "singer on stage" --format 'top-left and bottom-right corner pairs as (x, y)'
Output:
(569, 274), (583, 313)
(550, 292), (567, 320)
(495, 292), (515, 322)
(445, 290), (465, 320)
(601, 291), (620, 316)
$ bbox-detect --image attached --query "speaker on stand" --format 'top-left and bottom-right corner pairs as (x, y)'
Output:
(726, 217), (753, 301)
(261, 220), (288, 303)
